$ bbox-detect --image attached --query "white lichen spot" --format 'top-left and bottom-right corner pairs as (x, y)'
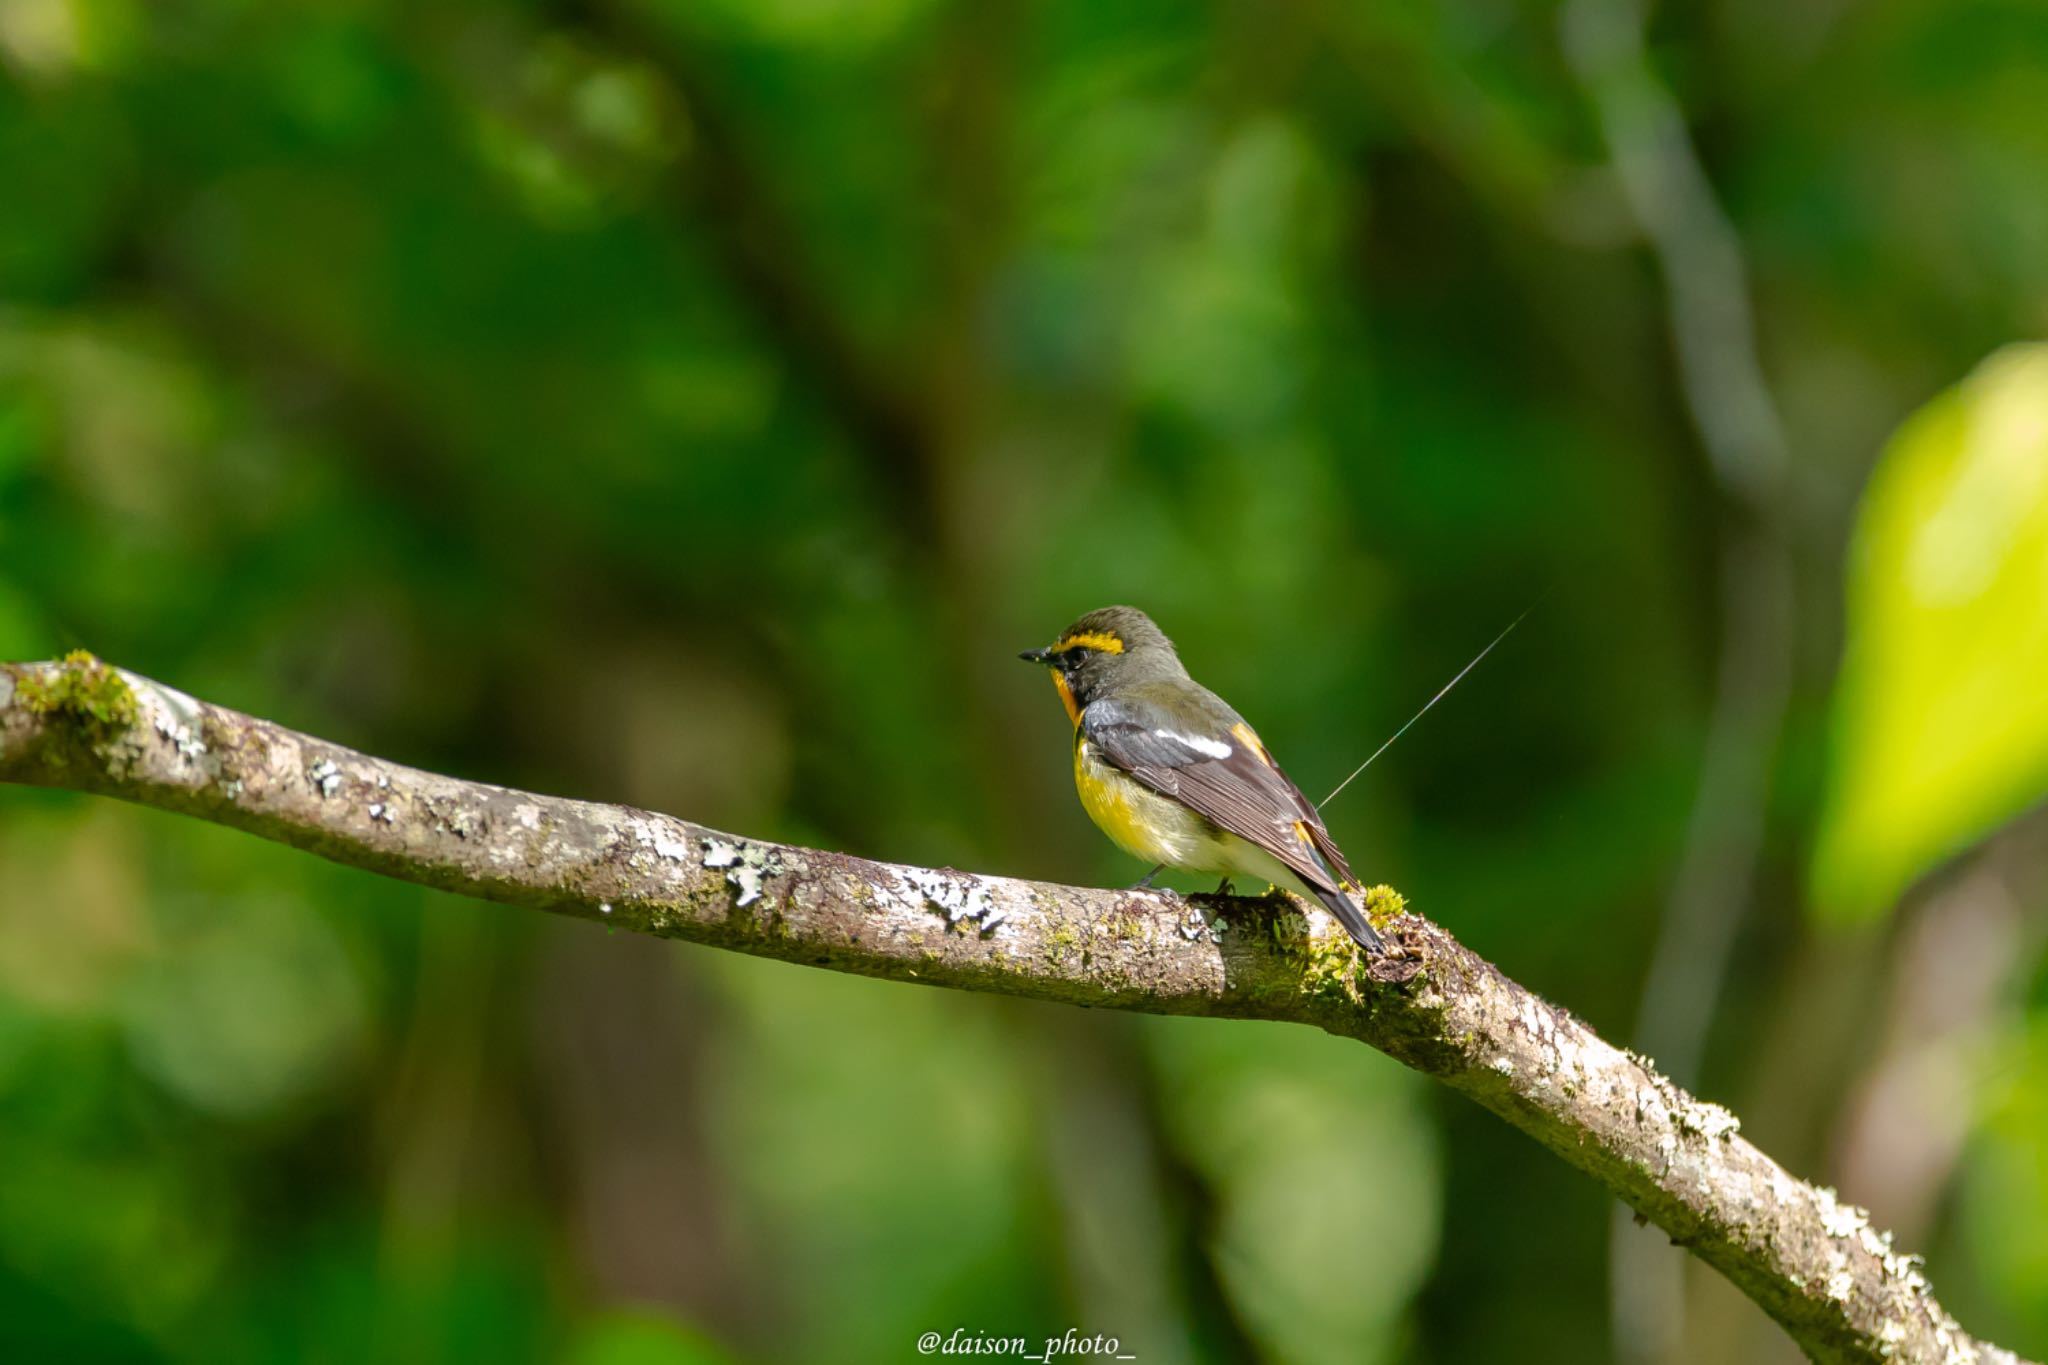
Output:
(1492, 1057), (1515, 1077)
(1821, 1199), (1869, 1240)
(134, 678), (213, 770)
(730, 864), (764, 907)
(513, 803), (542, 831)
(368, 802), (392, 824)
(599, 902), (613, 916)
(376, 774), (390, 790)
(221, 779), (243, 799)
(308, 758), (342, 797)
(152, 706), (209, 763)
(704, 838), (783, 908)
(906, 869), (1005, 935)
(1178, 904), (1223, 943)
(1825, 1271), (1855, 1304)
(1679, 1102), (1741, 1141)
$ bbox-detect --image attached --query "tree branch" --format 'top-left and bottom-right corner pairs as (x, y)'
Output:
(0, 655), (2026, 1365)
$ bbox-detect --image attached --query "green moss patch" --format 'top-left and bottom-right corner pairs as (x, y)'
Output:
(17, 650), (139, 746)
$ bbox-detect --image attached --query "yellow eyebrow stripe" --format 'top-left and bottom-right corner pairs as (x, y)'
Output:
(1055, 631), (1125, 654)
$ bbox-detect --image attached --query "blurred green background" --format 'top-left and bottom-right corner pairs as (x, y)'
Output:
(4, 0), (2048, 1361)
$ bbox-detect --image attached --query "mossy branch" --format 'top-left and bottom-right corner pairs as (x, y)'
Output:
(0, 655), (2027, 1365)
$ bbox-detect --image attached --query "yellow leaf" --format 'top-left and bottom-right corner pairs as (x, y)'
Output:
(1814, 344), (2048, 921)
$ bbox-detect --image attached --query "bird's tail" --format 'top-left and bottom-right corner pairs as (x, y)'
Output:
(1312, 881), (1383, 954)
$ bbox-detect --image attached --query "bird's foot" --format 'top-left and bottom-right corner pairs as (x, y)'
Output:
(1129, 864), (1166, 891)
(1212, 877), (1235, 897)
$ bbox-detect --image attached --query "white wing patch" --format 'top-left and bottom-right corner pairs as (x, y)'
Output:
(1154, 728), (1232, 760)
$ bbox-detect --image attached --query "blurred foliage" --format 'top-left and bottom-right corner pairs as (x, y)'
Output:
(1965, 1011), (2048, 1353)
(0, 0), (2046, 1362)
(1815, 345), (2048, 922)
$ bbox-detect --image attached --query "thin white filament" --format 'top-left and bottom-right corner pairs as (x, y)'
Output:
(1320, 607), (1534, 809)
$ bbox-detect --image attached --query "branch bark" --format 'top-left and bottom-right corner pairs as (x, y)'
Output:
(0, 655), (2027, 1365)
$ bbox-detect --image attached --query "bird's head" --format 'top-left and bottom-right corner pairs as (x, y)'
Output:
(1019, 605), (1183, 723)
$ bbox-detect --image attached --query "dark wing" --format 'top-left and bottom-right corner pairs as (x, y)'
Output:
(1081, 689), (1352, 894)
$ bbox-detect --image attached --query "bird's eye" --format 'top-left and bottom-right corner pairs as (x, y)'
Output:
(1061, 648), (1085, 670)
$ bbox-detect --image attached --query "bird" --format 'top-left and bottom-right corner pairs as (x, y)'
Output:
(1020, 605), (1382, 952)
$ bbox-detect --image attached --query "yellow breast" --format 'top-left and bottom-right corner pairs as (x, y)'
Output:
(1073, 736), (1215, 867)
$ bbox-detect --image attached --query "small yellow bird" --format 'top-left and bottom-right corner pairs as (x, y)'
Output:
(1021, 605), (1382, 952)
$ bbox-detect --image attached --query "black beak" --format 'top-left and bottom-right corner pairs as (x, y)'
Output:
(1018, 647), (1052, 665)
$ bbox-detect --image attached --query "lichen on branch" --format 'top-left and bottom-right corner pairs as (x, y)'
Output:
(0, 655), (2028, 1365)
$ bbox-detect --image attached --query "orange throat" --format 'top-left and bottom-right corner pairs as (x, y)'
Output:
(1051, 671), (1081, 726)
